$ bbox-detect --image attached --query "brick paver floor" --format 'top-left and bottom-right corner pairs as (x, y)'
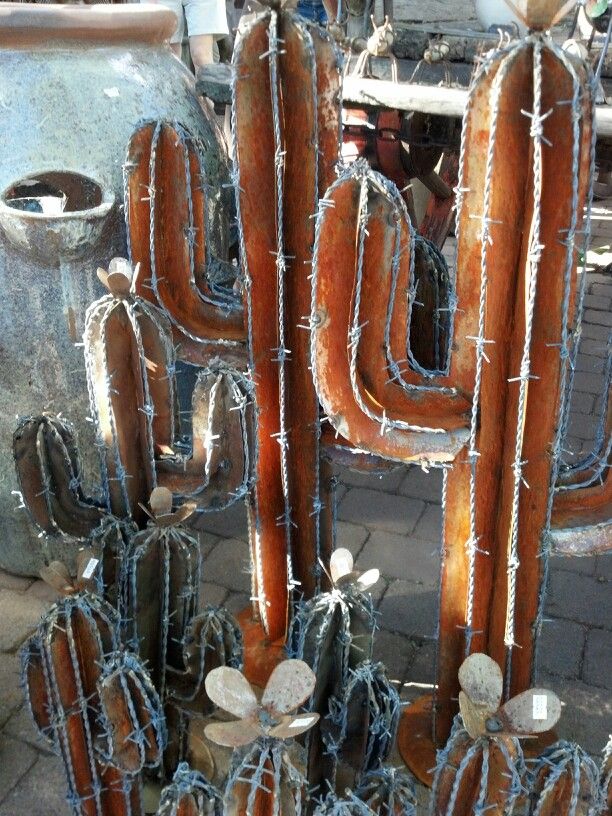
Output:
(0, 68), (609, 816)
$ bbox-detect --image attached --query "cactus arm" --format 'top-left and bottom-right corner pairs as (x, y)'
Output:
(156, 762), (223, 816)
(127, 121), (245, 352)
(311, 168), (469, 464)
(233, 10), (290, 642)
(13, 416), (103, 538)
(157, 366), (253, 513)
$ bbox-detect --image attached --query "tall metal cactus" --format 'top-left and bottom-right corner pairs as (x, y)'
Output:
(21, 593), (165, 816)
(601, 736), (612, 813)
(527, 741), (601, 816)
(310, 0), (608, 765)
(156, 762), (223, 816)
(430, 719), (524, 816)
(232, 8), (341, 640)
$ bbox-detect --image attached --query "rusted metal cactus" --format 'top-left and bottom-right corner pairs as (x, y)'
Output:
(87, 514), (137, 614)
(313, 793), (375, 815)
(124, 488), (200, 700)
(13, 414), (103, 539)
(353, 767), (417, 815)
(169, 605), (244, 713)
(21, 593), (165, 816)
(125, 120), (245, 366)
(156, 762), (223, 816)
(204, 660), (319, 814)
(430, 721), (523, 816)
(324, 661), (400, 786)
(84, 258), (176, 521)
(287, 549), (377, 799)
(311, 0), (608, 765)
(528, 741), (601, 816)
(232, 8), (341, 640)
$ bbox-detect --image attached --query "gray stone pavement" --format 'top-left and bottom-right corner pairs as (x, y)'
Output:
(0, 184), (610, 814)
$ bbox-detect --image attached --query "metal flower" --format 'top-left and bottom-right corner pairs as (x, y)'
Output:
(39, 547), (101, 596)
(327, 548), (379, 592)
(203, 659), (319, 747)
(458, 653), (562, 740)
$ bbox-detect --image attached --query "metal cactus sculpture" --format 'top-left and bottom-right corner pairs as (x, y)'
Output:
(124, 488), (200, 698)
(156, 762), (223, 816)
(169, 604), (244, 713)
(325, 661), (401, 786)
(13, 414), (103, 539)
(528, 741), (601, 816)
(125, 119), (245, 365)
(204, 660), (319, 814)
(311, 0), (610, 767)
(88, 515), (138, 613)
(287, 549), (377, 798)
(21, 592), (165, 816)
(232, 6), (341, 640)
(353, 767), (418, 816)
(430, 654), (562, 816)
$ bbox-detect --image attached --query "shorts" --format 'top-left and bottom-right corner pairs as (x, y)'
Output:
(147, 0), (229, 42)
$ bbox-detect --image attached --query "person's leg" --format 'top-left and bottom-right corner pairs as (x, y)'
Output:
(188, 33), (215, 68)
(183, 0), (229, 68)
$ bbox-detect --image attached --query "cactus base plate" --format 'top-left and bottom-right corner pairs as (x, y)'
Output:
(397, 694), (438, 787)
(237, 607), (285, 688)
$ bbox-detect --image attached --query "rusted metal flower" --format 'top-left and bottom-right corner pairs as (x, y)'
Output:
(204, 659), (319, 747)
(327, 548), (379, 592)
(458, 653), (562, 740)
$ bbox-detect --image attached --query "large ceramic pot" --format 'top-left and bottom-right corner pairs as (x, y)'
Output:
(0, 3), (231, 575)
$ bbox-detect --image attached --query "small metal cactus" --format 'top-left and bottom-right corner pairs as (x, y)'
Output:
(156, 762), (223, 816)
(528, 741), (601, 816)
(124, 488), (200, 700)
(21, 593), (165, 816)
(84, 258), (176, 521)
(324, 661), (401, 785)
(353, 767), (418, 815)
(169, 605), (244, 713)
(13, 414), (103, 539)
(287, 549), (378, 798)
(430, 722), (523, 816)
(430, 654), (564, 816)
(204, 660), (320, 815)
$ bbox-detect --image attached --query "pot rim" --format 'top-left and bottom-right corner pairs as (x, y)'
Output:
(0, 3), (176, 48)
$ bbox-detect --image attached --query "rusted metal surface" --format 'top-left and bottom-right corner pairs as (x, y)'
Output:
(0, 3), (229, 576)
(233, 10), (341, 641)
(157, 763), (223, 816)
(528, 742), (601, 816)
(127, 121), (244, 366)
(21, 593), (165, 816)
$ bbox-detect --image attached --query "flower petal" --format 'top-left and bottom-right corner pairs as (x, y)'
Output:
(497, 688), (562, 736)
(204, 718), (261, 747)
(262, 659), (316, 714)
(330, 548), (354, 583)
(204, 667), (258, 718)
(458, 653), (502, 710)
(268, 713), (319, 739)
(356, 568), (380, 591)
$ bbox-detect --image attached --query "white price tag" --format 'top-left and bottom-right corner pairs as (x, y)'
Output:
(532, 694), (548, 721)
(81, 558), (99, 580)
(289, 716), (317, 729)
